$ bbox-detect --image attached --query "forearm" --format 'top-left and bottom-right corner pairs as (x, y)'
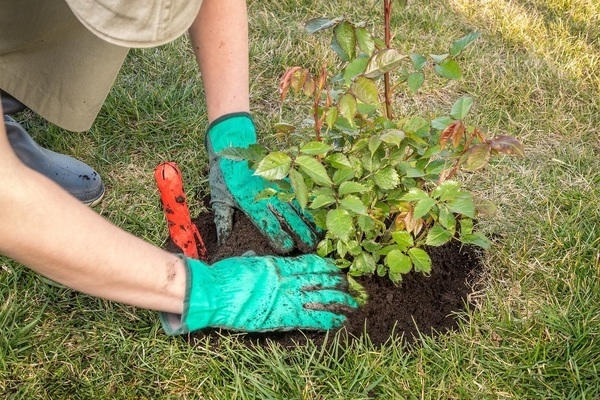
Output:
(0, 129), (186, 314)
(189, 0), (250, 123)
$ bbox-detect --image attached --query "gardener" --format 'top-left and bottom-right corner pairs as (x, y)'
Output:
(0, 0), (357, 335)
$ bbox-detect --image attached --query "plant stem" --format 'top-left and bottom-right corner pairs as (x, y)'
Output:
(384, 0), (393, 120)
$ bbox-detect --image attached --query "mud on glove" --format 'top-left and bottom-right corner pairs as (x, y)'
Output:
(206, 112), (320, 254)
(159, 254), (358, 334)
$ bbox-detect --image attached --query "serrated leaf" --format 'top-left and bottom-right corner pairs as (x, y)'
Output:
(410, 53), (427, 70)
(358, 214), (376, 231)
(450, 31), (481, 56)
(305, 17), (343, 34)
(300, 141), (333, 155)
(273, 122), (296, 134)
(356, 27), (376, 56)
(296, 155), (333, 187)
(368, 135), (382, 154)
(325, 107), (338, 129)
(489, 135), (525, 156)
(326, 209), (353, 241)
(255, 187), (278, 201)
(447, 193), (476, 218)
(338, 93), (358, 125)
(434, 58), (462, 79)
(408, 248), (432, 273)
(364, 49), (406, 78)
(380, 129), (406, 146)
(317, 239), (333, 257)
(450, 95), (474, 119)
(407, 72), (425, 93)
(340, 195), (367, 215)
(326, 153), (353, 169)
(331, 36), (350, 62)
(333, 21), (356, 61)
(474, 197), (498, 216)
(431, 116), (455, 131)
(310, 194), (336, 209)
(432, 180), (461, 201)
(333, 167), (355, 185)
(351, 76), (380, 106)
(460, 218), (474, 235)
(374, 166), (400, 190)
(413, 197), (437, 219)
(461, 232), (492, 249)
(426, 224), (453, 246)
(438, 206), (457, 231)
(391, 230), (414, 249)
(289, 168), (308, 209)
(385, 250), (413, 275)
(400, 187), (429, 202)
(254, 152), (291, 180)
(339, 181), (369, 196)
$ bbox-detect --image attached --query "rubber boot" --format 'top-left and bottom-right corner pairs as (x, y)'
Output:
(3, 115), (105, 206)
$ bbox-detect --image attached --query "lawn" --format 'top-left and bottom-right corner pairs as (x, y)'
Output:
(1, 0), (599, 398)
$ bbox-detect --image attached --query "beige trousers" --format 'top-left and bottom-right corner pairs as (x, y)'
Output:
(0, 0), (129, 131)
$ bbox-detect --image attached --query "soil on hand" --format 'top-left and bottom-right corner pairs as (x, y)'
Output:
(168, 207), (484, 348)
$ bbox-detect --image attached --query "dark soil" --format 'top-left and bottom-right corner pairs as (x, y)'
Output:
(168, 207), (484, 348)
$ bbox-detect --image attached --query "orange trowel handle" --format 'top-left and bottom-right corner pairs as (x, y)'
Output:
(154, 162), (207, 261)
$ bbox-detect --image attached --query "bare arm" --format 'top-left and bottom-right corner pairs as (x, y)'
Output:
(0, 103), (186, 314)
(189, 0), (250, 123)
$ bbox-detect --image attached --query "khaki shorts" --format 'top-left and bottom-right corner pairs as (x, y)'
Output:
(0, 0), (128, 131)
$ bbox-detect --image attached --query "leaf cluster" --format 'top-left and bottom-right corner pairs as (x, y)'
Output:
(221, 16), (523, 284)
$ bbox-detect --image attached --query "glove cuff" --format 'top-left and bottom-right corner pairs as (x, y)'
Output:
(206, 112), (257, 154)
(159, 256), (213, 336)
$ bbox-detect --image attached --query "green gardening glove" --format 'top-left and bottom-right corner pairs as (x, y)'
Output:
(206, 112), (320, 253)
(159, 254), (358, 334)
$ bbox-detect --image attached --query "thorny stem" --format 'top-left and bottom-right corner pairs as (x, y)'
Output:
(384, 0), (393, 120)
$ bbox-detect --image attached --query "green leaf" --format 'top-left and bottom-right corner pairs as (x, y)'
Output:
(431, 116), (455, 131)
(385, 250), (413, 275)
(331, 36), (350, 62)
(317, 239), (333, 257)
(450, 31), (481, 56)
(450, 95), (474, 119)
(333, 21), (357, 61)
(347, 275), (369, 306)
(351, 76), (380, 106)
(340, 195), (368, 215)
(254, 152), (291, 180)
(410, 53), (427, 71)
(356, 27), (376, 56)
(289, 168), (308, 209)
(400, 187), (429, 202)
(326, 209), (353, 241)
(430, 53), (449, 63)
(447, 193), (476, 218)
(391, 230), (414, 250)
(374, 166), (400, 190)
(432, 180), (461, 201)
(300, 141), (333, 155)
(310, 194), (336, 209)
(218, 146), (261, 162)
(296, 155), (333, 187)
(434, 58), (462, 79)
(351, 252), (377, 275)
(426, 224), (453, 246)
(380, 129), (406, 146)
(438, 206), (457, 231)
(413, 197), (437, 219)
(338, 93), (358, 125)
(460, 218), (474, 235)
(305, 17), (343, 34)
(325, 107), (338, 129)
(461, 232), (492, 249)
(326, 153), (353, 169)
(368, 135), (382, 154)
(358, 215), (376, 231)
(344, 55), (369, 83)
(364, 48), (406, 78)
(408, 248), (432, 273)
(339, 181), (369, 196)
(407, 72), (425, 93)
(333, 167), (355, 185)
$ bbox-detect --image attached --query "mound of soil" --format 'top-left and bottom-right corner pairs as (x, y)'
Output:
(168, 208), (484, 348)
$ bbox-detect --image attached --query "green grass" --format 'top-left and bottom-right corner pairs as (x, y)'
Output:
(1, 0), (599, 398)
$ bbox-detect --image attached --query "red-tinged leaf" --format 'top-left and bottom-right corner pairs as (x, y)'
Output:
(279, 67), (303, 101)
(440, 120), (461, 149)
(489, 135), (525, 156)
(452, 120), (466, 148)
(290, 68), (309, 94)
